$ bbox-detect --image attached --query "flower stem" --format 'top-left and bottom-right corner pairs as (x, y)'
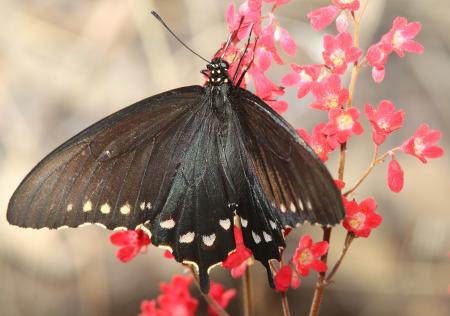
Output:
(243, 266), (253, 316)
(309, 2), (369, 315)
(281, 292), (292, 316)
(188, 266), (230, 316)
(344, 146), (400, 197)
(325, 233), (354, 283)
(308, 227), (332, 316)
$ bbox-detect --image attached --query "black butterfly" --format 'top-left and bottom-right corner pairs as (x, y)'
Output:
(7, 18), (344, 293)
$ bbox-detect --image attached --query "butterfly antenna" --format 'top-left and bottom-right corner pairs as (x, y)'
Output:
(232, 25), (254, 83)
(151, 11), (210, 63)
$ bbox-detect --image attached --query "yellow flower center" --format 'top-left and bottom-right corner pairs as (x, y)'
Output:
(314, 145), (323, 154)
(299, 249), (313, 265)
(337, 114), (354, 130)
(349, 212), (366, 230)
(331, 49), (346, 67)
(392, 30), (405, 48)
(378, 119), (390, 131)
(325, 95), (339, 109)
(299, 70), (312, 82)
(414, 137), (425, 155)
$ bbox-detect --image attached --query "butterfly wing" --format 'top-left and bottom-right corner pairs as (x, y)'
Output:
(7, 86), (206, 230)
(7, 85), (238, 293)
(233, 88), (345, 229)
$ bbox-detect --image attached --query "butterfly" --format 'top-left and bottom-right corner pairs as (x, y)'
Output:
(6, 13), (344, 293)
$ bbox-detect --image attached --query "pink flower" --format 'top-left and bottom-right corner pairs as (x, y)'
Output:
(158, 276), (198, 316)
(336, 11), (349, 33)
(139, 300), (165, 316)
(226, 1), (263, 39)
(223, 226), (253, 278)
(366, 42), (392, 83)
(332, 0), (360, 11)
(139, 276), (198, 316)
(401, 124), (444, 163)
(323, 108), (364, 144)
(381, 17), (424, 57)
(387, 156), (404, 193)
(267, 99), (289, 113)
(208, 282), (237, 316)
(258, 24), (284, 65)
(274, 26), (297, 56)
(282, 64), (321, 99)
(322, 32), (361, 74)
(297, 123), (336, 162)
(110, 229), (150, 263)
(293, 235), (328, 276)
(310, 75), (349, 111)
(274, 264), (300, 292)
(307, 5), (340, 31)
(364, 100), (405, 145)
(343, 198), (382, 238)
(264, 0), (290, 7)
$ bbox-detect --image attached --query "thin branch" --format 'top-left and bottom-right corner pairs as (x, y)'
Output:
(188, 266), (230, 316)
(281, 292), (292, 316)
(325, 233), (354, 283)
(242, 266), (253, 316)
(344, 147), (400, 197)
(308, 227), (332, 316)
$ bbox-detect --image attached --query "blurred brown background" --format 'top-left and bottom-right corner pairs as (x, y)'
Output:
(0, 0), (449, 315)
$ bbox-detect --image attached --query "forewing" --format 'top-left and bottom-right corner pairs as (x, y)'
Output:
(7, 86), (205, 231)
(233, 88), (345, 229)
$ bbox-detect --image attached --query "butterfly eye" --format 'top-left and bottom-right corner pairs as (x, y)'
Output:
(220, 61), (229, 69)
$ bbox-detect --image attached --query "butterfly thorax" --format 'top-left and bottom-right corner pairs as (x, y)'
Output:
(204, 58), (234, 121)
(206, 58), (231, 87)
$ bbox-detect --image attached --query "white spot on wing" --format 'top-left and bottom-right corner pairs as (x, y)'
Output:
(280, 204), (287, 213)
(306, 200), (312, 210)
(113, 226), (127, 231)
(252, 231), (261, 244)
(298, 199), (304, 211)
(219, 219), (231, 230)
(78, 223), (92, 228)
(202, 234), (216, 246)
(240, 218), (248, 227)
(160, 219), (175, 229)
(269, 220), (277, 230)
(120, 203), (131, 215)
(290, 202), (296, 212)
(100, 203), (111, 214)
(83, 200), (92, 212)
(146, 202), (152, 210)
(57, 225), (69, 230)
(179, 232), (195, 243)
(263, 231), (272, 242)
(140, 202), (145, 210)
(66, 203), (73, 212)
(95, 223), (106, 229)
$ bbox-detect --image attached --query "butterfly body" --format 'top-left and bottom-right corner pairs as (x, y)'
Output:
(7, 58), (344, 292)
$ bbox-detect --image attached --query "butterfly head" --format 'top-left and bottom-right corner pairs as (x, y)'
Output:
(206, 58), (230, 86)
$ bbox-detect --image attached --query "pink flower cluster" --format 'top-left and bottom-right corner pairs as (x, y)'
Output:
(274, 235), (329, 292)
(367, 17), (424, 83)
(222, 0), (297, 113)
(138, 276), (236, 316)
